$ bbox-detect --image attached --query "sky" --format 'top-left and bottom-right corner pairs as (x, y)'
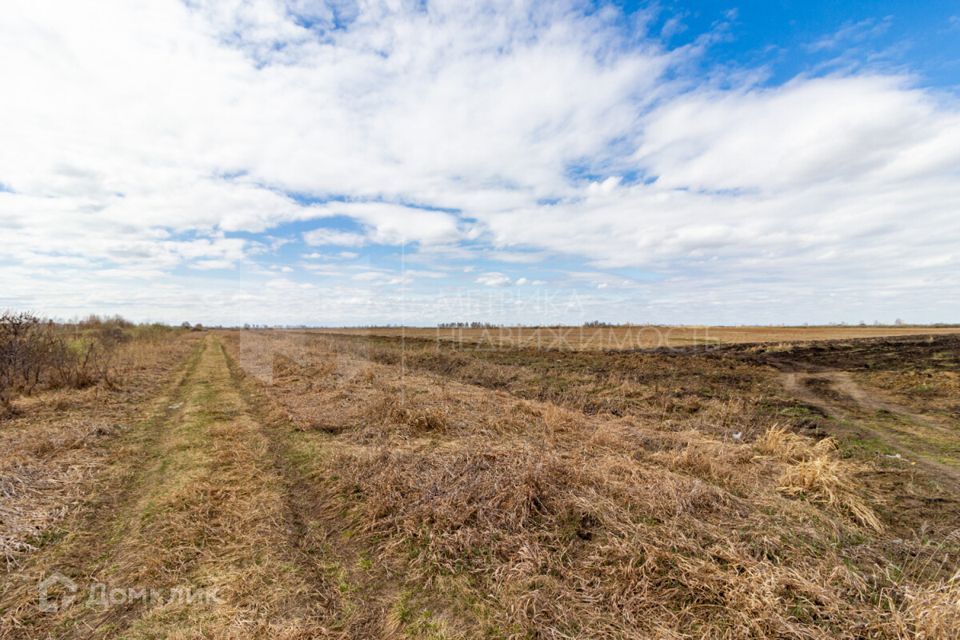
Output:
(1, 0), (959, 326)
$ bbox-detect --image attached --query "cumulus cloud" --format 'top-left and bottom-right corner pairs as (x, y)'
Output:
(0, 0), (958, 323)
(476, 272), (512, 287)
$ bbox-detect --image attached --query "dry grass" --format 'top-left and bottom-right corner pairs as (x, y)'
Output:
(755, 425), (837, 462)
(756, 427), (882, 531)
(858, 369), (960, 417)
(5, 328), (960, 638)
(211, 331), (960, 638)
(366, 389), (451, 434)
(777, 456), (882, 531)
(0, 331), (198, 573)
(316, 324), (960, 350)
(325, 433), (882, 637)
(892, 573), (960, 639)
(0, 337), (334, 638)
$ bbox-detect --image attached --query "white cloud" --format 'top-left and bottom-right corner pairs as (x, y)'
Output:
(302, 228), (367, 247)
(476, 272), (512, 287)
(635, 75), (956, 192)
(306, 202), (463, 246)
(191, 259), (236, 270)
(806, 17), (892, 52)
(0, 1), (958, 323)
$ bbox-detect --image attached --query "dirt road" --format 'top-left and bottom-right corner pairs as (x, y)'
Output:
(780, 369), (960, 488)
(0, 336), (335, 639)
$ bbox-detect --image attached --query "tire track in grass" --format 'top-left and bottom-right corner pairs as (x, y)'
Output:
(1, 336), (336, 639)
(781, 370), (960, 489)
(219, 334), (413, 637)
(219, 343), (336, 599)
(0, 337), (205, 639)
(219, 336), (380, 636)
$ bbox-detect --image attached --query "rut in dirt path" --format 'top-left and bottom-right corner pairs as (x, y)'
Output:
(782, 370), (926, 416)
(0, 336), (337, 640)
(780, 370), (960, 487)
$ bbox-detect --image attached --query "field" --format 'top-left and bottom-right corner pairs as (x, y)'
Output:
(317, 325), (960, 350)
(2, 324), (960, 638)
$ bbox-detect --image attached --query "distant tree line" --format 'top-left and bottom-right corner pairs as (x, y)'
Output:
(437, 322), (502, 328)
(437, 321), (636, 328)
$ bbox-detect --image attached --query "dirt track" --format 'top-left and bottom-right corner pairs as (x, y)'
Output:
(0, 336), (336, 639)
(780, 370), (960, 487)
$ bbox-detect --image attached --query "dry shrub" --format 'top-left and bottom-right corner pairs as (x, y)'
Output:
(757, 426), (881, 531)
(0, 312), (58, 411)
(1, 312), (136, 414)
(48, 336), (117, 389)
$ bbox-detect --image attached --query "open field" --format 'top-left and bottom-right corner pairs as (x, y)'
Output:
(315, 325), (960, 350)
(2, 326), (960, 638)
(9, 1), (960, 638)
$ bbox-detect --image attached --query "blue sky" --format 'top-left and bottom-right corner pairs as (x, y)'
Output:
(647, 1), (960, 89)
(1, 1), (959, 325)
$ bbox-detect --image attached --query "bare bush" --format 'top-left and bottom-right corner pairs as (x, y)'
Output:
(0, 312), (135, 415)
(0, 312), (58, 413)
(48, 336), (117, 389)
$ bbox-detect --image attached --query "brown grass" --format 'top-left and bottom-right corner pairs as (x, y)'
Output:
(4, 328), (960, 638)
(315, 324), (960, 350)
(0, 330), (198, 573)
(210, 330), (960, 638)
(756, 427), (882, 531)
(893, 573), (960, 638)
(366, 388), (451, 434)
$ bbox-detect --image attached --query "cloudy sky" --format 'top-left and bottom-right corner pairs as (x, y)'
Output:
(2, 0), (959, 326)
